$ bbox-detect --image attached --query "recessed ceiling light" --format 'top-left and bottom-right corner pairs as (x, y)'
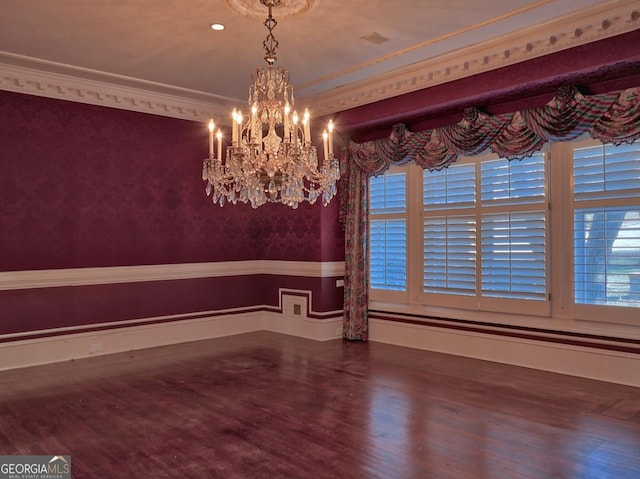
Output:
(210, 23), (225, 31)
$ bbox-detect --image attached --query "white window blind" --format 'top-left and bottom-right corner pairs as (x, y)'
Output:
(423, 215), (476, 295)
(574, 208), (640, 307)
(481, 211), (547, 300)
(369, 171), (407, 292)
(370, 173), (406, 213)
(424, 163), (475, 208)
(573, 141), (640, 308)
(370, 219), (407, 291)
(574, 142), (640, 198)
(481, 155), (546, 203)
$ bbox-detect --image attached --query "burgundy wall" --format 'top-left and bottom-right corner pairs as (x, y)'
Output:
(0, 91), (345, 337)
(0, 91), (344, 270)
(0, 277), (259, 336)
(253, 200), (344, 261)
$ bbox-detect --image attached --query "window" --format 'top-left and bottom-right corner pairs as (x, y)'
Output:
(368, 137), (640, 325)
(369, 172), (407, 294)
(423, 163), (476, 297)
(421, 154), (548, 314)
(479, 156), (546, 305)
(573, 141), (640, 314)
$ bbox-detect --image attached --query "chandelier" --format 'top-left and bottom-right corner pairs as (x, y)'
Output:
(202, 0), (339, 209)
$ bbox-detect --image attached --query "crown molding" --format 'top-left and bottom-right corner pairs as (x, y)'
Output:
(0, 1), (638, 121)
(307, 0), (640, 116)
(0, 53), (237, 125)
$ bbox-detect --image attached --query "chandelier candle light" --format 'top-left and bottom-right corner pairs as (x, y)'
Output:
(202, 0), (339, 209)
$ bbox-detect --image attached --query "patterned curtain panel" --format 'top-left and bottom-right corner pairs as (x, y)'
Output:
(340, 86), (640, 341)
(340, 159), (369, 341)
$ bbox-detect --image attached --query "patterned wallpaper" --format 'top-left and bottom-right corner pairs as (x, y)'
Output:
(0, 91), (345, 272)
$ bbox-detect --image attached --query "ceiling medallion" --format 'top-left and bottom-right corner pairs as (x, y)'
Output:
(223, 0), (317, 18)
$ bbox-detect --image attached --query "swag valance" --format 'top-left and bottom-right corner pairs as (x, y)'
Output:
(347, 85), (640, 175)
(340, 86), (640, 341)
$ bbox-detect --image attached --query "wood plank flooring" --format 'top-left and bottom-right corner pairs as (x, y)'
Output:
(0, 331), (639, 478)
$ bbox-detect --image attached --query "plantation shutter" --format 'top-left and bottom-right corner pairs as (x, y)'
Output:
(423, 215), (476, 295)
(423, 163), (475, 207)
(478, 155), (547, 301)
(370, 173), (407, 291)
(423, 164), (476, 295)
(573, 143), (640, 197)
(573, 142), (640, 307)
(480, 211), (546, 300)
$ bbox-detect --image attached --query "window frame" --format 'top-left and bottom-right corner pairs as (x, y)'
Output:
(569, 137), (640, 325)
(420, 152), (550, 316)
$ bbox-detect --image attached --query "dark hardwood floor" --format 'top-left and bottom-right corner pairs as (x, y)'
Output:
(0, 331), (639, 478)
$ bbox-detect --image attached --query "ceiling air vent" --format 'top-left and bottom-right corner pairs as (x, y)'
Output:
(361, 32), (389, 45)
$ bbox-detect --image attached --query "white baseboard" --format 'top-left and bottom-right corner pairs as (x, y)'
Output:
(0, 312), (263, 371)
(0, 306), (343, 371)
(4, 309), (637, 387)
(264, 317), (342, 341)
(370, 318), (640, 387)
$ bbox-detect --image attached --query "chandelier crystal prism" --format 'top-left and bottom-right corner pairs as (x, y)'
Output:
(202, 0), (339, 209)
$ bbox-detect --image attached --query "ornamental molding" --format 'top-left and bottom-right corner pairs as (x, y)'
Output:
(0, 0), (638, 121)
(0, 55), (236, 125)
(307, 0), (640, 116)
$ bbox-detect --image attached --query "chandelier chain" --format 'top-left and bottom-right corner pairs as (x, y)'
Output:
(262, 4), (279, 64)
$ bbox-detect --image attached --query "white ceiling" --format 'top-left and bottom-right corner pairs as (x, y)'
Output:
(0, 0), (638, 123)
